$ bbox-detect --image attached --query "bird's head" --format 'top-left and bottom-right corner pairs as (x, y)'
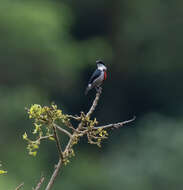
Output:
(96, 60), (107, 71)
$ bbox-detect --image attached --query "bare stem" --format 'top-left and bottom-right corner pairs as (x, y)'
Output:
(37, 135), (54, 142)
(86, 87), (102, 117)
(44, 125), (64, 190)
(33, 176), (45, 190)
(66, 115), (81, 121)
(52, 124), (64, 160)
(94, 116), (136, 129)
(45, 159), (62, 190)
(54, 123), (72, 138)
(15, 183), (24, 190)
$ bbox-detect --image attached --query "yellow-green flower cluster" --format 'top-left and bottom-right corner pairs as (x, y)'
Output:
(23, 132), (40, 156)
(80, 114), (108, 147)
(0, 163), (7, 175)
(63, 148), (75, 166)
(87, 127), (108, 147)
(82, 115), (98, 129)
(28, 104), (64, 123)
(33, 123), (42, 134)
(0, 170), (7, 175)
(24, 103), (67, 157)
(97, 128), (108, 137)
(28, 104), (43, 119)
(71, 135), (79, 146)
(96, 128), (108, 147)
(27, 142), (39, 156)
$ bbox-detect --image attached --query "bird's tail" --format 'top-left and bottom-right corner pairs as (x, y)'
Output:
(85, 87), (89, 95)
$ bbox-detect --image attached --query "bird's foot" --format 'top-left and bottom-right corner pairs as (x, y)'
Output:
(95, 86), (102, 94)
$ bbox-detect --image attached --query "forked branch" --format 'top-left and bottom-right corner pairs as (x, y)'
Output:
(25, 87), (135, 190)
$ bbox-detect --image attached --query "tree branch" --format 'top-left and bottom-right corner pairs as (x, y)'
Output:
(45, 159), (62, 190)
(15, 183), (24, 190)
(38, 135), (54, 141)
(45, 125), (64, 190)
(54, 123), (72, 138)
(44, 87), (135, 190)
(63, 89), (103, 155)
(65, 120), (78, 132)
(86, 87), (102, 117)
(94, 116), (136, 129)
(33, 176), (45, 190)
(52, 124), (64, 160)
(66, 114), (81, 121)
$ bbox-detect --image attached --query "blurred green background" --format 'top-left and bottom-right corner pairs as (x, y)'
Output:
(1, 0), (183, 189)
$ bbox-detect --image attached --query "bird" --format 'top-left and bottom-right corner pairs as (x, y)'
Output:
(85, 60), (107, 95)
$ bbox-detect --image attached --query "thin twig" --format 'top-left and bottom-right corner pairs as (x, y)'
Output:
(45, 159), (62, 190)
(54, 123), (72, 138)
(33, 176), (45, 190)
(15, 183), (24, 190)
(94, 116), (136, 129)
(38, 135), (54, 141)
(90, 135), (108, 139)
(66, 115), (81, 121)
(86, 87), (102, 117)
(52, 124), (64, 160)
(66, 121), (78, 132)
(63, 133), (77, 156)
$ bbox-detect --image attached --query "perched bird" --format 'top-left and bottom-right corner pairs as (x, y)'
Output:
(85, 60), (107, 95)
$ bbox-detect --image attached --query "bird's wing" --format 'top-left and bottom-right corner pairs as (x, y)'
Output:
(88, 69), (102, 84)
